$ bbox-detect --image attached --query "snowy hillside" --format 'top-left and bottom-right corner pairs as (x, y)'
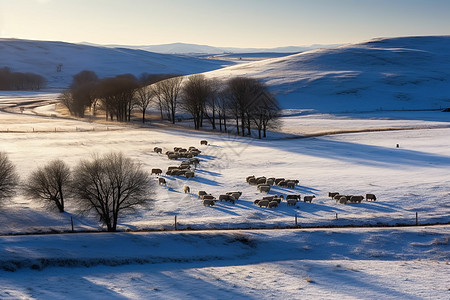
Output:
(205, 36), (450, 111)
(0, 39), (233, 89)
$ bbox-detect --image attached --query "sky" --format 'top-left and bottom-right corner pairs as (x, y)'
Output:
(0, 0), (449, 48)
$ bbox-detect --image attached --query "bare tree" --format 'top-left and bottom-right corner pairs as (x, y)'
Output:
(225, 77), (280, 138)
(153, 75), (183, 124)
(0, 67), (46, 91)
(135, 85), (154, 123)
(0, 152), (19, 201)
(24, 159), (71, 213)
(226, 77), (264, 136)
(72, 152), (152, 232)
(71, 70), (99, 116)
(261, 92), (281, 137)
(96, 74), (140, 122)
(58, 90), (78, 116)
(216, 89), (230, 132)
(59, 70), (99, 117)
(181, 75), (211, 130)
(203, 78), (223, 130)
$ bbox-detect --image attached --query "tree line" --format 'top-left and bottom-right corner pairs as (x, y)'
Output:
(60, 71), (281, 138)
(0, 151), (153, 232)
(0, 67), (46, 90)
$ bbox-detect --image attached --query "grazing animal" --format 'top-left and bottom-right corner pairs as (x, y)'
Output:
(333, 194), (341, 201)
(286, 181), (296, 189)
(248, 178), (258, 185)
(151, 168), (162, 175)
(203, 199), (215, 207)
(256, 177), (267, 185)
(219, 194), (231, 201)
(328, 192), (339, 198)
(258, 199), (270, 208)
(277, 180), (288, 187)
(226, 196), (236, 204)
(257, 185), (270, 193)
(272, 197), (282, 204)
(228, 192), (242, 200)
(189, 158), (200, 165)
(349, 195), (364, 203)
(185, 171), (195, 178)
(262, 196), (275, 201)
(274, 178), (285, 185)
(303, 195), (315, 203)
(287, 199), (297, 206)
(246, 175), (255, 183)
(190, 150), (201, 156)
(158, 178), (166, 185)
(154, 147), (162, 154)
(338, 196), (347, 204)
(286, 194), (301, 201)
(366, 193), (377, 201)
(198, 191), (208, 198)
(266, 178), (275, 186)
(253, 199), (261, 205)
(200, 140), (208, 145)
(202, 194), (216, 201)
(268, 201), (278, 208)
(183, 185), (190, 193)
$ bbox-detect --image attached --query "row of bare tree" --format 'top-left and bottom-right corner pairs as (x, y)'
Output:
(0, 152), (153, 232)
(182, 75), (280, 138)
(60, 71), (281, 138)
(0, 67), (46, 90)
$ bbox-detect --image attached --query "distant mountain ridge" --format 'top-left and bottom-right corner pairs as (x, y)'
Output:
(91, 42), (339, 55)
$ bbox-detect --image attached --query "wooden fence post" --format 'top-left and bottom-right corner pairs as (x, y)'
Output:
(295, 214), (298, 227)
(416, 212), (418, 225)
(71, 216), (74, 232)
(174, 215), (178, 231)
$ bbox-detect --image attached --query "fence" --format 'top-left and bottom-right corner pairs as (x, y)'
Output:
(0, 126), (124, 133)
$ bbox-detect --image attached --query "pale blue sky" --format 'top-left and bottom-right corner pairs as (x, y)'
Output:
(0, 0), (449, 47)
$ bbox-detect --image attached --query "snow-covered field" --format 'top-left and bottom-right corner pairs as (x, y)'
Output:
(0, 226), (448, 299)
(0, 91), (449, 298)
(1, 102), (449, 234)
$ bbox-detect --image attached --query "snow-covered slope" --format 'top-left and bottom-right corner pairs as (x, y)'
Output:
(206, 36), (450, 111)
(0, 39), (232, 89)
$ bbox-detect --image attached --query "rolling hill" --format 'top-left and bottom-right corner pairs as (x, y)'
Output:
(205, 36), (450, 111)
(0, 38), (233, 89)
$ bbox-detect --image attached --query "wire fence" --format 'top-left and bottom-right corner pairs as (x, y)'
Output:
(0, 126), (125, 133)
(2, 211), (448, 236)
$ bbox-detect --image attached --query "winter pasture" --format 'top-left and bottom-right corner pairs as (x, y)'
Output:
(0, 90), (449, 299)
(0, 36), (449, 299)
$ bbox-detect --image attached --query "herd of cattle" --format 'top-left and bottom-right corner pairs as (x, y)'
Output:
(151, 140), (378, 208)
